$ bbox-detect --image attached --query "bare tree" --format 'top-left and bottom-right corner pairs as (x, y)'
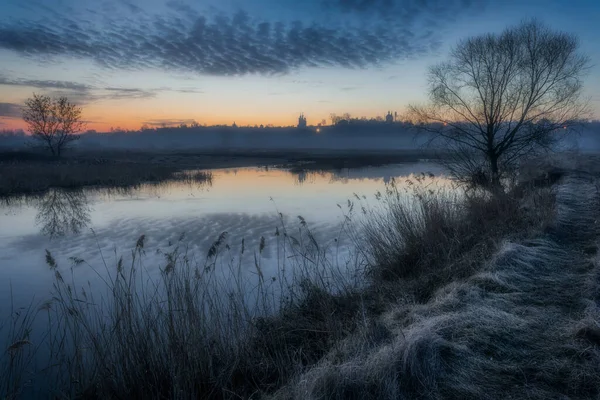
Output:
(330, 113), (341, 125)
(408, 19), (590, 187)
(23, 94), (86, 157)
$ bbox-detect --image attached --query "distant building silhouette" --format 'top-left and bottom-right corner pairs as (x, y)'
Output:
(298, 113), (307, 128)
(386, 111), (394, 123)
(232, 121), (237, 128)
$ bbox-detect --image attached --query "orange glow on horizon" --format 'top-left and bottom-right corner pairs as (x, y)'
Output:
(0, 91), (340, 132)
(1, 114), (323, 132)
(0, 87), (414, 132)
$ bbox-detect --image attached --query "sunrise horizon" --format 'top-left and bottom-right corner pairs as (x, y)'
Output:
(1, 0), (599, 133)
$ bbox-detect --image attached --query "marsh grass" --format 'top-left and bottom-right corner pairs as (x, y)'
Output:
(0, 169), (571, 400)
(0, 290), (38, 400)
(0, 209), (367, 399)
(272, 173), (600, 400)
(0, 159), (212, 197)
(362, 174), (556, 299)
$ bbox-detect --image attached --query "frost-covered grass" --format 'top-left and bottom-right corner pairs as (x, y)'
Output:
(271, 173), (600, 400)
(4, 158), (598, 399)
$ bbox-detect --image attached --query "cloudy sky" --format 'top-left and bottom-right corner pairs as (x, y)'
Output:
(0, 0), (599, 131)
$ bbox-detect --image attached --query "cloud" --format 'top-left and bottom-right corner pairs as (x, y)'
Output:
(340, 86), (358, 91)
(142, 119), (198, 127)
(0, 102), (22, 118)
(174, 88), (204, 94)
(0, 77), (92, 91)
(102, 87), (157, 100)
(0, 76), (153, 102)
(121, 1), (143, 14)
(323, 0), (486, 20)
(0, 75), (201, 103)
(0, 0), (488, 77)
(26, 86), (157, 105)
(291, 80), (324, 85)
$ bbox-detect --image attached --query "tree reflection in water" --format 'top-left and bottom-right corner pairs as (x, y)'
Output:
(34, 189), (91, 238)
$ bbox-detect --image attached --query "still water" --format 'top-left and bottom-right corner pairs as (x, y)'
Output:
(0, 163), (445, 313)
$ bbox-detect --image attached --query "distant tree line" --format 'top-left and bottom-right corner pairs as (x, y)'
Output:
(328, 113), (404, 125)
(0, 129), (26, 136)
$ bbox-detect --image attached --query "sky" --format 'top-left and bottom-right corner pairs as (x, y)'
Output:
(0, 0), (599, 132)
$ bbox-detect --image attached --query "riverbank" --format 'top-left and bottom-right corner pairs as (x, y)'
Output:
(274, 164), (600, 399)
(4, 153), (598, 399)
(0, 148), (444, 197)
(0, 156), (213, 197)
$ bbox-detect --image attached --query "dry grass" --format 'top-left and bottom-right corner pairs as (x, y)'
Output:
(362, 174), (555, 300)
(4, 158), (599, 399)
(0, 158), (212, 197)
(1, 213), (367, 399)
(271, 172), (600, 400)
(0, 291), (38, 400)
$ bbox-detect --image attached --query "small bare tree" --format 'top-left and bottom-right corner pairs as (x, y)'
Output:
(330, 113), (341, 125)
(35, 189), (91, 238)
(409, 19), (590, 188)
(23, 94), (85, 157)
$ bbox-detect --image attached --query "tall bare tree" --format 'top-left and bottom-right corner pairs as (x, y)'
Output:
(409, 19), (590, 187)
(23, 94), (85, 157)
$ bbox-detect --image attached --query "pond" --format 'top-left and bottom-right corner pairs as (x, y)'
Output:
(0, 162), (447, 318)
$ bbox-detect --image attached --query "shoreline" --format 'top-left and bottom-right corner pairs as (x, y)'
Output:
(5, 155), (599, 399)
(0, 148), (445, 197)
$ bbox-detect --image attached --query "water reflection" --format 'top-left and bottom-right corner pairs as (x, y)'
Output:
(35, 189), (91, 238)
(5, 165), (446, 246)
(0, 175), (215, 238)
(0, 163), (447, 314)
(292, 167), (403, 186)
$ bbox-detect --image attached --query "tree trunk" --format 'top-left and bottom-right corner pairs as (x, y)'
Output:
(489, 154), (501, 188)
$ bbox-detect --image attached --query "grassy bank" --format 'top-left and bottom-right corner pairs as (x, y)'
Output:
(273, 172), (600, 400)
(3, 156), (600, 399)
(0, 154), (212, 197)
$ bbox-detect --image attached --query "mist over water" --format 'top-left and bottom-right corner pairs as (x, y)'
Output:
(2, 122), (599, 152)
